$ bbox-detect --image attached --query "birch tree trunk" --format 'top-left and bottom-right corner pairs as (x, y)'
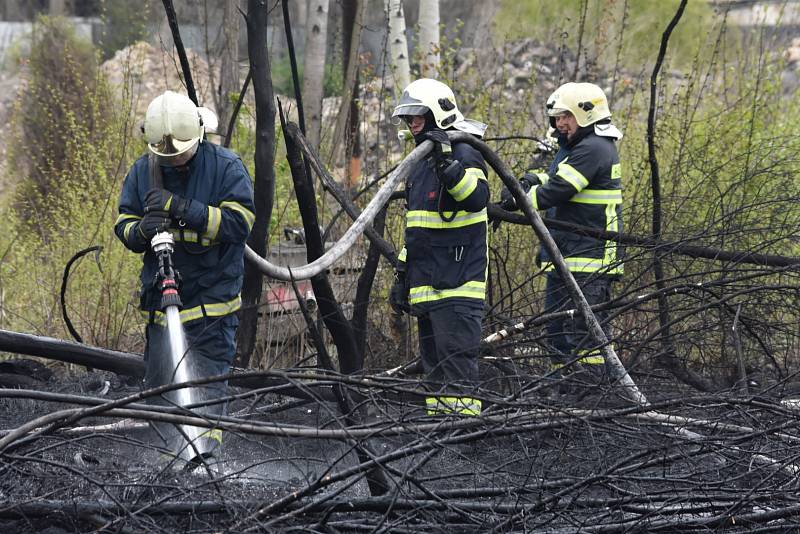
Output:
(417, 0), (440, 78)
(216, 0), (240, 137)
(302, 0), (329, 149)
(386, 0), (410, 94)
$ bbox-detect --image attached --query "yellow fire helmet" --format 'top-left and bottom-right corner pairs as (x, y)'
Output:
(546, 82), (612, 127)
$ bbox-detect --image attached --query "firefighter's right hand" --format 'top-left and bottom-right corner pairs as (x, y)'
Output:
(499, 186), (517, 211)
(389, 273), (410, 314)
(137, 210), (170, 242)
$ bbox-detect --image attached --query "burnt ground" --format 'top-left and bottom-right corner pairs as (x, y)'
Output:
(2, 361), (800, 533)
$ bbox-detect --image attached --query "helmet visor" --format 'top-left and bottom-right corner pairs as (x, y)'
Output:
(391, 104), (430, 119)
(149, 134), (199, 157)
(547, 107), (570, 118)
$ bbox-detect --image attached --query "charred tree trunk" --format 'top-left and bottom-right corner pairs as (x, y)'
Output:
(342, 0), (363, 187)
(351, 206), (388, 362)
(236, 0), (277, 368)
(646, 0), (713, 392)
(280, 111), (362, 375)
(161, 0), (198, 105)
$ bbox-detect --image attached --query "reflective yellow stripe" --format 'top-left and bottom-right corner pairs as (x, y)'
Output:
(426, 396), (482, 416)
(409, 280), (485, 304)
(199, 428), (223, 444)
(541, 258), (624, 274)
(206, 206), (222, 241)
(406, 208), (487, 229)
(164, 196), (173, 212)
(147, 295), (242, 325)
(557, 162), (589, 192)
(220, 201), (255, 231)
(528, 185), (541, 209)
(569, 189), (622, 204)
(398, 246), (407, 263)
(123, 221), (139, 242)
(535, 172), (550, 184)
(169, 229), (216, 247)
(115, 213), (141, 226)
(611, 163), (622, 180)
(577, 348), (607, 365)
(604, 202), (621, 272)
(447, 168), (484, 201)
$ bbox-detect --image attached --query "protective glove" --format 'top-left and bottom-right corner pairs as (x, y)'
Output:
(422, 130), (463, 189)
(144, 188), (191, 221)
(136, 209), (171, 243)
(389, 271), (410, 314)
(498, 172), (543, 211)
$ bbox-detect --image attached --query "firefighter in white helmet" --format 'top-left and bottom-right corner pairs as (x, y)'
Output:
(500, 82), (624, 395)
(390, 79), (489, 416)
(114, 90), (254, 465)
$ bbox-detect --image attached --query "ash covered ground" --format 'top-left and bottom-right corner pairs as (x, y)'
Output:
(2, 360), (800, 533)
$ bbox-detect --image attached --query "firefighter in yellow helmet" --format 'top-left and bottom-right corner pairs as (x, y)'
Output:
(500, 82), (624, 395)
(390, 79), (489, 416)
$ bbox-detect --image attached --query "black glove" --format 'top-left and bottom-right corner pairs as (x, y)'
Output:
(389, 272), (410, 314)
(136, 209), (170, 243)
(499, 172), (543, 211)
(423, 129), (452, 159)
(144, 188), (191, 221)
(423, 130), (464, 188)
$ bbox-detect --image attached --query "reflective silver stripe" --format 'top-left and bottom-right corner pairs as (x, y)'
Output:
(409, 280), (485, 304)
(220, 201), (255, 231)
(206, 206), (222, 241)
(557, 162), (589, 192)
(406, 208), (487, 229)
(447, 168), (484, 201)
(148, 295), (242, 325)
(569, 189), (622, 204)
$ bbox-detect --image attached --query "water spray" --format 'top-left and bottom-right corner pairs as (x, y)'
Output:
(151, 231), (213, 464)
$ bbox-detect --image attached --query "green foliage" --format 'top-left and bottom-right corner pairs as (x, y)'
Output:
(96, 0), (154, 60)
(9, 16), (116, 229)
(1, 15), (143, 351)
(496, 0), (722, 71)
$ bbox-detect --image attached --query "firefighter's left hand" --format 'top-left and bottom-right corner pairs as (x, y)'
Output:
(144, 188), (190, 221)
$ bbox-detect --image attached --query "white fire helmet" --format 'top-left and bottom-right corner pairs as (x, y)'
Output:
(143, 91), (206, 157)
(392, 78), (464, 129)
